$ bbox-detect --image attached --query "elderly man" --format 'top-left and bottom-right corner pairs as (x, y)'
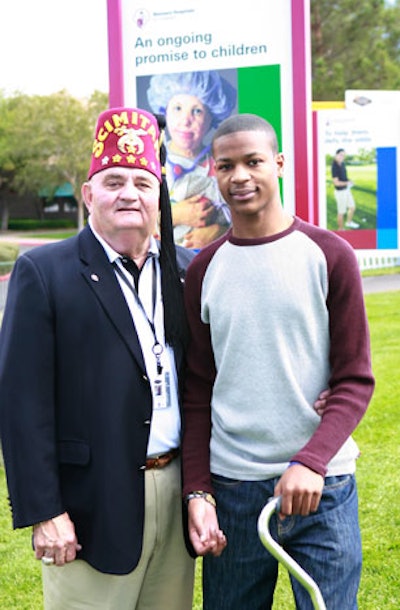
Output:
(0, 107), (196, 609)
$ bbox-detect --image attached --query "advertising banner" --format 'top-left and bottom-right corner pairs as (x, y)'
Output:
(107, 0), (312, 246)
(315, 92), (399, 251)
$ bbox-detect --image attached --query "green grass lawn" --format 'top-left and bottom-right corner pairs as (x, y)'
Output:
(362, 265), (400, 277)
(1, 290), (400, 608)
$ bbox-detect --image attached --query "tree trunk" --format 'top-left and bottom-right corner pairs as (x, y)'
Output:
(0, 201), (9, 231)
(77, 198), (85, 232)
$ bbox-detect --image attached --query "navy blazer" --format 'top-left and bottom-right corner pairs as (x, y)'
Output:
(0, 225), (195, 574)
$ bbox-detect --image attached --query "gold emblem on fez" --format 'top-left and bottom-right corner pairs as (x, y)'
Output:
(116, 127), (148, 155)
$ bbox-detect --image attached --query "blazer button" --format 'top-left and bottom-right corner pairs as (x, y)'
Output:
(139, 465), (146, 471)
(142, 374), (149, 382)
(144, 420), (151, 426)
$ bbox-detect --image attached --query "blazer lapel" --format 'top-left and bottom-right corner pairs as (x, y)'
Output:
(78, 226), (147, 373)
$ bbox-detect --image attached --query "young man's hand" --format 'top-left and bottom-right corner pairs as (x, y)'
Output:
(187, 498), (227, 557)
(274, 464), (324, 517)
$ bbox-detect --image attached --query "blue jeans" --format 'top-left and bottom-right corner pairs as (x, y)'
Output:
(203, 474), (361, 610)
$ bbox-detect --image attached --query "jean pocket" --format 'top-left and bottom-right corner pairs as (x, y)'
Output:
(323, 474), (352, 491)
(320, 474), (356, 514)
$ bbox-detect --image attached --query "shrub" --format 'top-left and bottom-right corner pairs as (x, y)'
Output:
(0, 242), (19, 276)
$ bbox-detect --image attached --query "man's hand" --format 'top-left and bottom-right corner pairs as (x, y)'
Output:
(274, 464), (324, 517)
(33, 512), (82, 566)
(187, 498), (227, 557)
(313, 388), (331, 417)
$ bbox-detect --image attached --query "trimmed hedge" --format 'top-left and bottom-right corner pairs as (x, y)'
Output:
(8, 219), (76, 231)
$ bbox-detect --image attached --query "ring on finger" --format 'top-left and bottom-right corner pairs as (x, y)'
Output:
(41, 556), (55, 566)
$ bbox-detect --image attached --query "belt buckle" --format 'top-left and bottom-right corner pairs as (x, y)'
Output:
(145, 448), (178, 470)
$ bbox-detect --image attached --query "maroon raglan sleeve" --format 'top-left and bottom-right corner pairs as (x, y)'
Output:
(181, 246), (220, 497)
(292, 225), (375, 475)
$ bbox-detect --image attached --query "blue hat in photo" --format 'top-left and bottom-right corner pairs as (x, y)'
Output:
(147, 71), (237, 128)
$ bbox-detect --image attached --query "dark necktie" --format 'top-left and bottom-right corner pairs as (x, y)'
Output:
(120, 257), (140, 290)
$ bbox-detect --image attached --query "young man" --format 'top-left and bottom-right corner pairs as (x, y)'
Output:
(182, 114), (374, 609)
(331, 148), (359, 230)
(0, 107), (195, 609)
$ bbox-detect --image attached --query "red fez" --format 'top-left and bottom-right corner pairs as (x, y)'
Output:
(88, 107), (162, 181)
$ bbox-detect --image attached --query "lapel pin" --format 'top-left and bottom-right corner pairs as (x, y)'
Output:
(91, 273), (100, 282)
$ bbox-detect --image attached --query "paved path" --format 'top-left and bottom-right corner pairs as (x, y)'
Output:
(362, 274), (400, 294)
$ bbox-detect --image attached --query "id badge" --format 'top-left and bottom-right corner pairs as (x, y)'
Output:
(153, 371), (171, 410)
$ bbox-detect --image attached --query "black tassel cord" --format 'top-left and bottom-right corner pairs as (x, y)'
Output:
(155, 114), (189, 349)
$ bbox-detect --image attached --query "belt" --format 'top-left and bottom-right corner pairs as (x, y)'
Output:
(145, 448), (180, 470)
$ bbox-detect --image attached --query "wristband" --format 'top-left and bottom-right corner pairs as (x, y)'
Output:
(185, 491), (216, 507)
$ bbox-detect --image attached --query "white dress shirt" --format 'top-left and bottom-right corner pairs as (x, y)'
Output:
(89, 220), (181, 456)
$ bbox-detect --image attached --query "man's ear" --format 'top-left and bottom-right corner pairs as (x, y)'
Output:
(81, 182), (92, 213)
(276, 153), (285, 178)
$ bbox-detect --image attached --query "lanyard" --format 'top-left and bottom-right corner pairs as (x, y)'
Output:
(113, 257), (164, 374)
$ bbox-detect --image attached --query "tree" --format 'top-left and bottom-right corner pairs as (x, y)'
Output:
(311, 0), (400, 100)
(2, 1), (400, 229)
(0, 90), (108, 231)
(0, 94), (25, 230)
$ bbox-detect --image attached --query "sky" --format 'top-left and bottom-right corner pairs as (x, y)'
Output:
(2, 0), (110, 98)
(2, 0), (398, 99)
